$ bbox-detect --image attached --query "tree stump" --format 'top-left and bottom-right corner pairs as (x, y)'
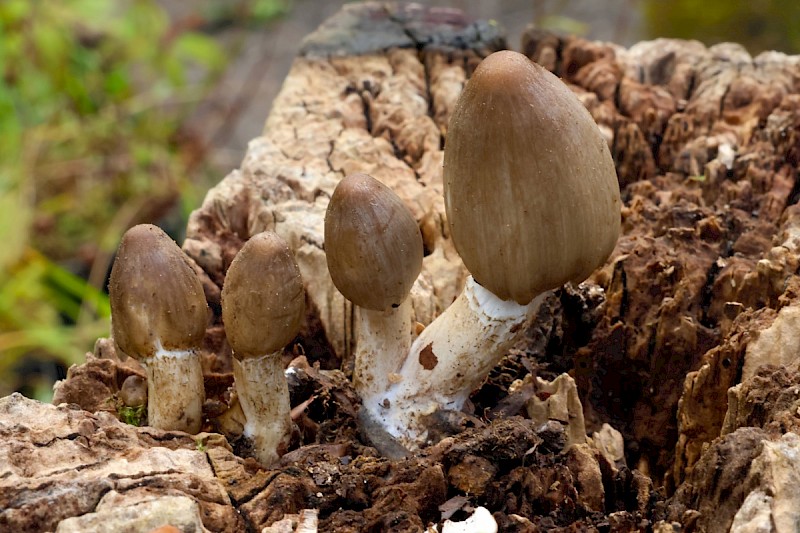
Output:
(4, 3), (800, 532)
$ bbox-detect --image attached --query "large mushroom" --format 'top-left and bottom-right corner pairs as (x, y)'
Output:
(221, 231), (305, 466)
(376, 50), (621, 451)
(324, 172), (423, 443)
(109, 224), (209, 433)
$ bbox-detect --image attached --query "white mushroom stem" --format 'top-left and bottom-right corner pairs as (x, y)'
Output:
(232, 352), (292, 467)
(374, 276), (546, 450)
(143, 344), (204, 433)
(353, 297), (414, 417)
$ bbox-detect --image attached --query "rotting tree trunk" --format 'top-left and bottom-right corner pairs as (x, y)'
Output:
(185, 2), (800, 486)
(523, 32), (800, 491)
(4, 3), (800, 532)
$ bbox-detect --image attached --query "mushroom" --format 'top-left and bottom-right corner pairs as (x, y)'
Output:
(324, 172), (423, 437)
(375, 50), (621, 451)
(109, 224), (208, 433)
(221, 231), (305, 466)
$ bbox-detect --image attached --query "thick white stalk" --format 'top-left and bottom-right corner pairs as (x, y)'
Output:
(353, 298), (414, 419)
(144, 346), (204, 433)
(232, 353), (292, 467)
(374, 276), (545, 450)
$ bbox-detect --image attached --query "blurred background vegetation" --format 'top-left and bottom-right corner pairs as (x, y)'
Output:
(644, 0), (800, 54)
(1, 0), (798, 401)
(0, 0), (290, 400)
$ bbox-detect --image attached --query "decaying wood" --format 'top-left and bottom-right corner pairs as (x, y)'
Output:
(521, 29), (800, 484)
(0, 392), (246, 532)
(4, 2), (800, 531)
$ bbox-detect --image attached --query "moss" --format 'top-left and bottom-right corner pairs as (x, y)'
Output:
(118, 404), (146, 427)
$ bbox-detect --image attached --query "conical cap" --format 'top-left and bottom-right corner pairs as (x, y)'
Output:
(325, 173), (423, 311)
(444, 50), (621, 304)
(109, 224), (208, 359)
(221, 231), (305, 358)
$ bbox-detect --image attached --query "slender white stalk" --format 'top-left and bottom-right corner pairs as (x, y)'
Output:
(371, 276), (546, 451)
(353, 298), (414, 418)
(144, 346), (204, 433)
(232, 353), (292, 467)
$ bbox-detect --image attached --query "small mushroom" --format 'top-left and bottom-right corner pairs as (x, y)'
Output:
(324, 172), (423, 435)
(119, 374), (147, 408)
(377, 50), (621, 451)
(221, 231), (305, 466)
(109, 224), (208, 433)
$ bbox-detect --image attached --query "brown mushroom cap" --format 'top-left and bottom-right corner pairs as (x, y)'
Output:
(325, 173), (424, 311)
(221, 231), (305, 359)
(109, 224), (208, 359)
(444, 50), (621, 304)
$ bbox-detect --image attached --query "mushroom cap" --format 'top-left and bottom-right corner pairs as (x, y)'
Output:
(444, 50), (621, 304)
(109, 224), (208, 359)
(221, 231), (305, 359)
(325, 173), (424, 311)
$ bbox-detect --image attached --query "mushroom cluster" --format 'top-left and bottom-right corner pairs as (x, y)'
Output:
(107, 48), (620, 465)
(109, 225), (304, 467)
(325, 50), (620, 453)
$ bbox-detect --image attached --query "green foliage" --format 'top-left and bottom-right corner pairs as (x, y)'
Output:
(0, 0), (227, 398)
(644, 0), (800, 54)
(1, 0), (226, 260)
(118, 404), (146, 427)
(204, 0), (292, 27)
(537, 15), (589, 37)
